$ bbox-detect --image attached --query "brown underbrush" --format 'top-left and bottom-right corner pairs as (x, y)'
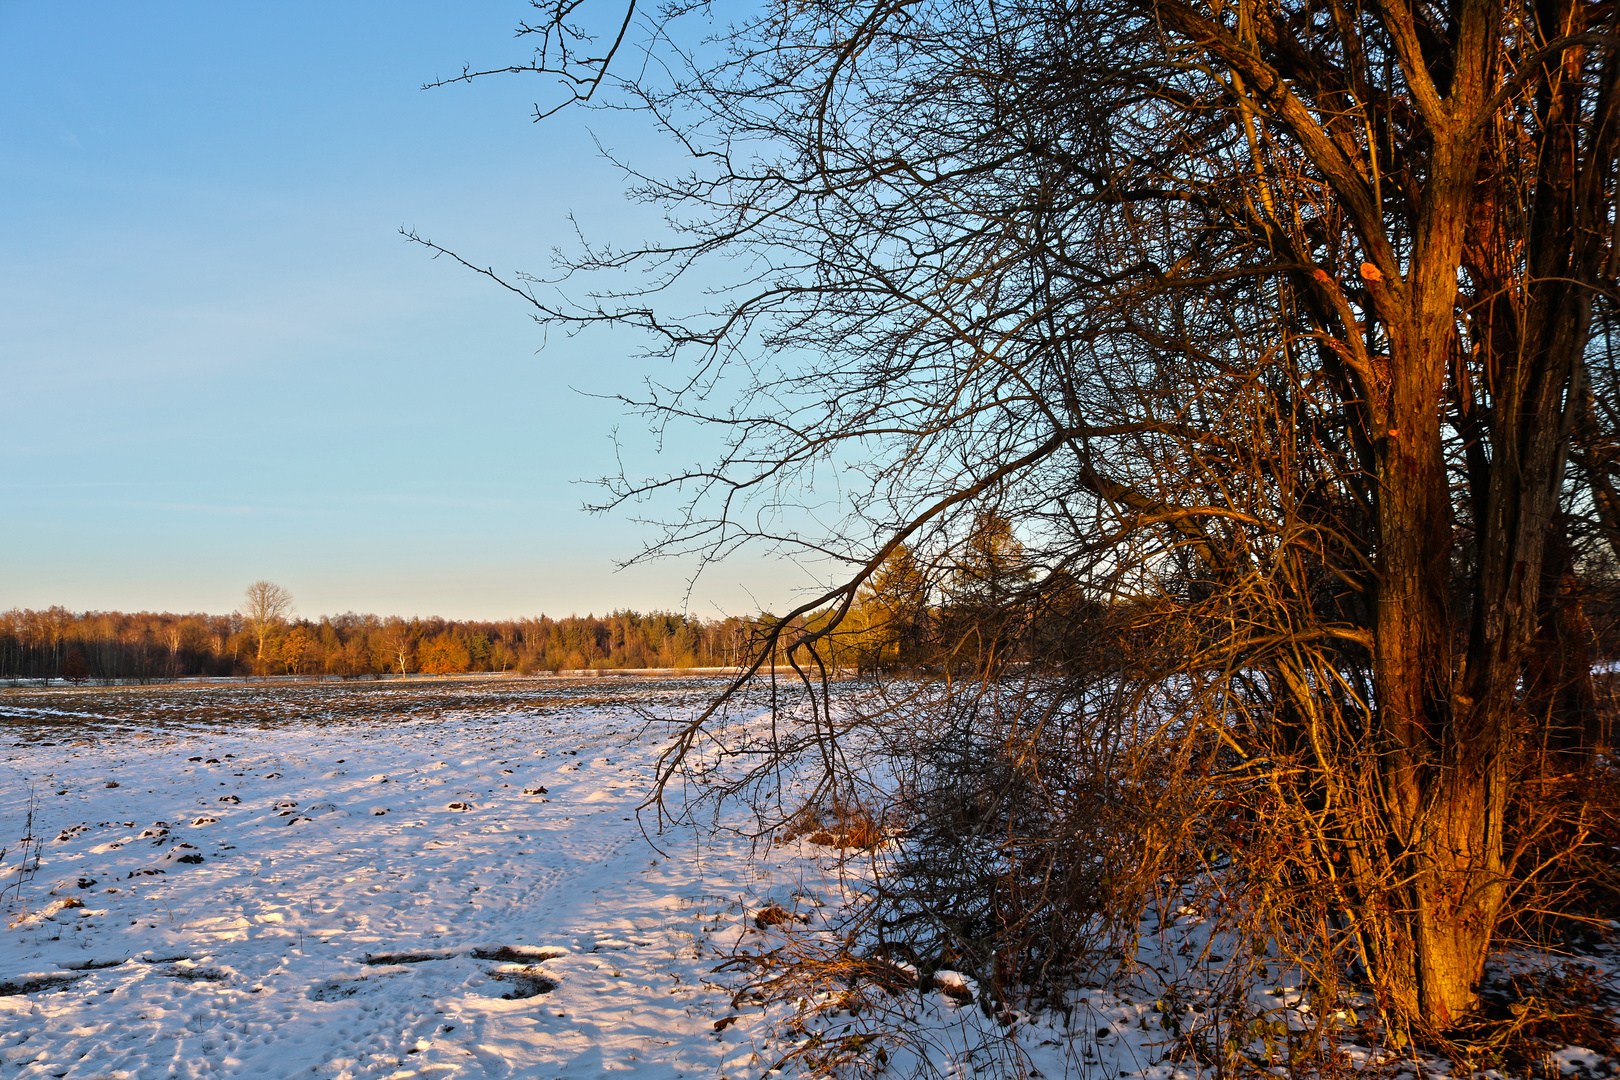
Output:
(702, 670), (1620, 1078)
(1473, 963), (1620, 1077)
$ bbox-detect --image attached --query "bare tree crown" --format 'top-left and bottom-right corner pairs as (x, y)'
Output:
(425, 0), (1620, 1047)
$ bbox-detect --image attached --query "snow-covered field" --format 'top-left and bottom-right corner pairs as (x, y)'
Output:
(0, 677), (845, 1080)
(8, 678), (1608, 1080)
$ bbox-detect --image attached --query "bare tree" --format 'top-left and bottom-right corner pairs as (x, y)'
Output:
(382, 617), (417, 677)
(239, 581), (293, 675)
(428, 0), (1620, 1046)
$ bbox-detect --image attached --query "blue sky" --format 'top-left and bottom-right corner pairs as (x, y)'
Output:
(0, 1), (811, 620)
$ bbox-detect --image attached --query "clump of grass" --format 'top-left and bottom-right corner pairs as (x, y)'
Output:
(777, 798), (889, 850)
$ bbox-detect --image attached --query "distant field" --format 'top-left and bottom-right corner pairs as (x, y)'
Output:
(0, 676), (734, 742)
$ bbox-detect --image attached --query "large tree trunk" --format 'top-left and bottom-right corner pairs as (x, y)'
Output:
(1373, 397), (1513, 1026)
(1364, 104), (1517, 1023)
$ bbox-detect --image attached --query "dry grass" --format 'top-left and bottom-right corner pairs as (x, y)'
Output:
(777, 798), (890, 850)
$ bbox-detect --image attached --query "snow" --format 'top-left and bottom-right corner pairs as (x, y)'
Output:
(0, 679), (824, 1079)
(4, 679), (1610, 1079)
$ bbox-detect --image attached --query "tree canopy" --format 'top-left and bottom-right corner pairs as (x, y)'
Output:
(437, 0), (1620, 1049)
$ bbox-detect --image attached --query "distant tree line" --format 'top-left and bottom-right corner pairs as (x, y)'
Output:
(11, 523), (1620, 684)
(0, 531), (1060, 684)
(14, 519), (1620, 685)
(0, 605), (765, 683)
(0, 531), (1120, 684)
